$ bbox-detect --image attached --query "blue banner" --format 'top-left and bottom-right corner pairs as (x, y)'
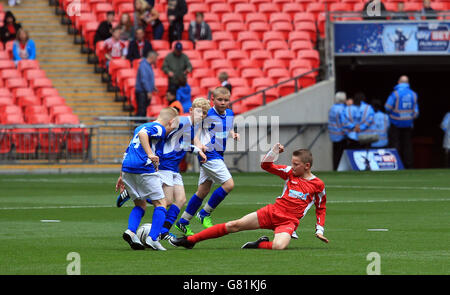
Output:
(334, 21), (450, 55)
(338, 148), (404, 171)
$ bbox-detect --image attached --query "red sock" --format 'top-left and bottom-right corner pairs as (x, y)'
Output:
(187, 223), (228, 244)
(258, 241), (273, 249)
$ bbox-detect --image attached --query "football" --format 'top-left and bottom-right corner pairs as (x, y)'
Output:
(136, 223), (152, 243)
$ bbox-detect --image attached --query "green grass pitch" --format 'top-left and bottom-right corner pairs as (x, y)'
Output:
(0, 169), (449, 275)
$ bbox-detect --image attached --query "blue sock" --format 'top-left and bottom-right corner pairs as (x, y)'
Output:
(149, 206), (167, 241)
(161, 204), (180, 234)
(127, 206), (145, 233)
(179, 194), (203, 225)
(199, 187), (228, 217)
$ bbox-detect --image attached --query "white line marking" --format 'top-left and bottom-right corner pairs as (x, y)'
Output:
(40, 220), (61, 223)
(367, 229), (389, 232)
(0, 198), (449, 210)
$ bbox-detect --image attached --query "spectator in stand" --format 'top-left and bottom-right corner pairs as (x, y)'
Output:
(104, 27), (128, 68)
(391, 2), (409, 20)
(94, 11), (115, 47)
(133, 0), (149, 30)
(12, 29), (36, 65)
(362, 0), (387, 20)
(441, 112), (450, 168)
(8, 0), (21, 7)
(384, 75), (419, 169)
(117, 13), (134, 41)
(162, 41), (192, 91)
(188, 12), (212, 43)
(127, 27), (153, 63)
(135, 50), (158, 118)
(176, 75), (192, 114)
(167, 0), (188, 44)
(328, 91), (347, 170)
(421, 0), (438, 20)
(341, 92), (375, 149)
(143, 3), (165, 40)
(0, 11), (22, 46)
(218, 72), (232, 94)
(166, 87), (184, 115)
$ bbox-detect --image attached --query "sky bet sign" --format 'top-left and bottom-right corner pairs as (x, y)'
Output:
(337, 149), (404, 171)
(334, 22), (450, 55)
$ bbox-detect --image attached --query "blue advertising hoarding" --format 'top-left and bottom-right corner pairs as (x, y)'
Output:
(334, 21), (450, 55)
(337, 148), (404, 171)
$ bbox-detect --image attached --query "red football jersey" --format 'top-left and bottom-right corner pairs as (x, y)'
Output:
(261, 161), (327, 232)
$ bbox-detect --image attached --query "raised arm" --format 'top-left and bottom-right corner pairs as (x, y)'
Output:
(260, 143), (290, 180)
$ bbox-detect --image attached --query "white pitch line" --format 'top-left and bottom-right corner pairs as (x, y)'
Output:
(0, 198), (449, 210)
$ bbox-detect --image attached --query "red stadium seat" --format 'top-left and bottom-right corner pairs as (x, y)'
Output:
(298, 49), (320, 68)
(42, 96), (66, 108)
(226, 22), (248, 39)
(0, 69), (22, 80)
(26, 113), (51, 124)
(151, 40), (170, 51)
(30, 78), (53, 92)
(404, 3), (422, 11)
(273, 50), (296, 67)
(241, 68), (263, 85)
(0, 60), (16, 71)
(269, 13), (292, 25)
(203, 50), (226, 66)
(250, 50), (272, 68)
(218, 40), (240, 52)
(252, 77), (275, 91)
(248, 22), (270, 39)
(277, 78), (297, 97)
(283, 3), (305, 19)
(155, 78), (168, 96)
(108, 59), (131, 87)
(289, 31), (312, 46)
(0, 129), (12, 154)
(0, 51), (10, 60)
(262, 31), (285, 46)
(292, 67), (316, 88)
(16, 96), (40, 108)
(267, 68), (290, 80)
(190, 59), (209, 70)
(54, 113), (80, 125)
(210, 3), (232, 18)
(117, 69), (137, 97)
(222, 13), (244, 26)
(208, 22), (224, 33)
(0, 88), (12, 97)
(227, 50), (249, 68)
(289, 59), (313, 73)
(235, 3), (257, 18)
(291, 40), (314, 54)
(5, 78), (28, 91)
(37, 88), (59, 100)
(49, 105), (73, 122)
(0, 96), (14, 106)
(228, 77), (249, 88)
(295, 22), (317, 43)
(329, 3), (352, 11)
(231, 86), (253, 103)
(23, 69), (47, 84)
(271, 22), (294, 39)
(212, 31), (234, 42)
(0, 105), (22, 118)
(211, 59), (231, 73)
(200, 77), (219, 95)
(293, 12), (316, 25)
(82, 21), (100, 51)
(194, 40), (217, 53)
(258, 3), (280, 15)
(192, 68), (215, 80)
(266, 40), (289, 54)
(189, 3), (209, 14)
(263, 59), (285, 75)
(11, 128), (38, 154)
(237, 31), (260, 44)
(241, 40), (264, 54)
(2, 113), (25, 124)
(92, 2), (114, 21)
(66, 128), (90, 154)
(245, 13), (267, 25)
(242, 93), (263, 110)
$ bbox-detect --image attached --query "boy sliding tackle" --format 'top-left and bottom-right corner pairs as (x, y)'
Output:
(171, 143), (329, 250)
(117, 107), (179, 251)
(175, 87), (240, 235)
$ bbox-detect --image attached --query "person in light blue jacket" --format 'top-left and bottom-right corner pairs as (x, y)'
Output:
(384, 75), (419, 168)
(341, 92), (375, 149)
(360, 100), (390, 148)
(176, 75), (191, 114)
(328, 91), (347, 170)
(12, 29), (36, 65)
(441, 112), (450, 168)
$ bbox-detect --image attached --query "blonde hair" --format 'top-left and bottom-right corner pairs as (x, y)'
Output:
(157, 107), (178, 123)
(191, 97), (211, 113)
(212, 86), (231, 98)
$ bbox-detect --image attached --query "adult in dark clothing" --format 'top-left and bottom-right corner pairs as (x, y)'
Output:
(135, 50), (158, 119)
(0, 11), (22, 45)
(93, 11), (115, 46)
(188, 12), (212, 43)
(218, 72), (232, 94)
(162, 42), (192, 91)
(167, 0), (188, 44)
(362, 0), (387, 20)
(391, 2), (409, 20)
(127, 27), (153, 63)
(421, 0), (438, 20)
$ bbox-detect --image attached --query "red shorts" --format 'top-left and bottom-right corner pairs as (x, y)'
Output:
(256, 203), (299, 235)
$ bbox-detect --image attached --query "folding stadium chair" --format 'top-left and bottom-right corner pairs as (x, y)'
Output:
(297, 49), (320, 69)
(267, 68), (290, 81)
(37, 88), (59, 101)
(292, 67), (316, 88)
(210, 3), (232, 19)
(263, 59), (285, 75)
(151, 40), (170, 51)
(277, 79), (297, 98)
(282, 3), (306, 19)
(228, 77), (249, 88)
(273, 50), (296, 68)
(0, 88), (12, 98)
(30, 78), (53, 93)
(266, 40), (289, 55)
(0, 60), (16, 71)
(241, 68), (264, 86)
(23, 69), (47, 86)
(16, 96), (40, 109)
(26, 113), (51, 124)
(212, 31), (234, 42)
(0, 69), (22, 81)
(269, 12), (292, 25)
(235, 3), (257, 18)
(291, 40), (314, 55)
(252, 77), (275, 92)
(295, 22), (317, 43)
(247, 22), (270, 39)
(0, 51), (10, 60)
(203, 50), (225, 67)
(49, 105), (73, 123)
(222, 13), (244, 26)
(245, 12), (267, 25)
(250, 50), (273, 68)
(42, 96), (66, 108)
(194, 40), (217, 54)
(192, 68), (215, 81)
(226, 22), (248, 40)
(11, 127), (38, 156)
(5, 78), (28, 91)
(258, 3), (280, 16)
(227, 50), (249, 68)
(218, 40), (240, 53)
(242, 93), (263, 111)
(2, 113), (25, 124)
(0, 97), (13, 107)
(293, 12), (316, 26)
(288, 31), (312, 46)
(262, 31), (285, 47)
(289, 59), (313, 74)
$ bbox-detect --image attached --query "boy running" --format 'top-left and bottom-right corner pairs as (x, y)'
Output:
(170, 143), (329, 250)
(175, 87), (240, 235)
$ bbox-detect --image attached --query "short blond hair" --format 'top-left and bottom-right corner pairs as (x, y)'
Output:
(191, 97), (211, 113)
(157, 107), (178, 123)
(212, 86), (230, 98)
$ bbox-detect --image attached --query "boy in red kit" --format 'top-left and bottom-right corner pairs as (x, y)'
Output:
(170, 143), (329, 250)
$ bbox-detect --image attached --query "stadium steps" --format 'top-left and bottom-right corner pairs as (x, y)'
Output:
(8, 0), (132, 163)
